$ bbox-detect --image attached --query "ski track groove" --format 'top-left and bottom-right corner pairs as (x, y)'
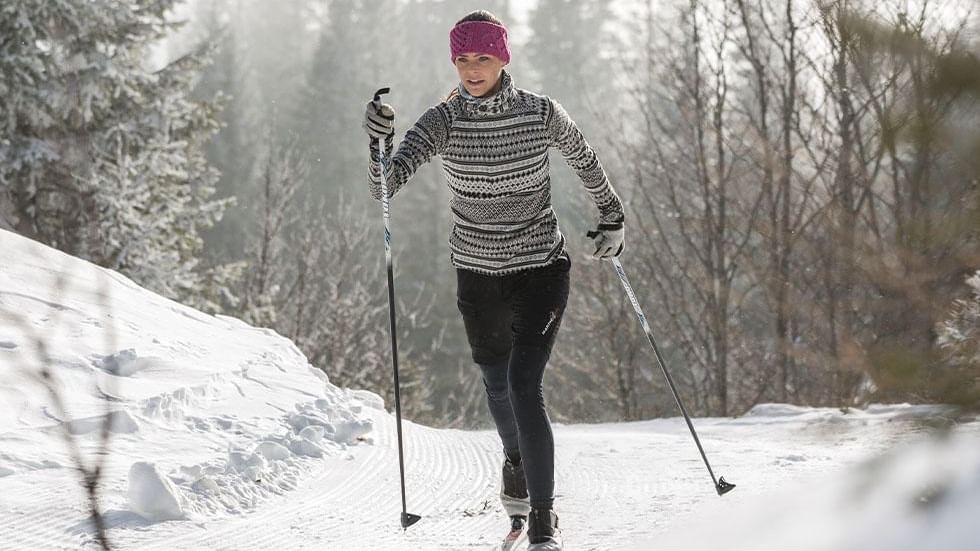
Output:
(126, 410), (508, 551)
(132, 429), (392, 550)
(0, 409), (956, 551)
(0, 471), (91, 551)
(0, 510), (80, 551)
(553, 429), (670, 550)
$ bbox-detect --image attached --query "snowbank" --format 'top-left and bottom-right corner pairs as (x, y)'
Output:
(635, 420), (980, 551)
(0, 229), (380, 531)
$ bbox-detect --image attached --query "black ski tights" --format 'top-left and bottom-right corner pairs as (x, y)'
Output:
(456, 255), (571, 511)
(479, 345), (555, 509)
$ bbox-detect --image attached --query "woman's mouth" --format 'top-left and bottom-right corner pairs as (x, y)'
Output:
(467, 79), (485, 86)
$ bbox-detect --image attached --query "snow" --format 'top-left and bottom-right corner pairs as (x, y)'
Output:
(127, 462), (184, 522)
(0, 226), (978, 551)
(642, 430), (980, 551)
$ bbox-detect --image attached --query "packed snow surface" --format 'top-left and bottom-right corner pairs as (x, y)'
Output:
(0, 228), (977, 551)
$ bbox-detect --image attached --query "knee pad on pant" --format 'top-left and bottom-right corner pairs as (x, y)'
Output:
(479, 358), (510, 402)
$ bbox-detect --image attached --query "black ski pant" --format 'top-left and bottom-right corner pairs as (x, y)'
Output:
(455, 254), (571, 511)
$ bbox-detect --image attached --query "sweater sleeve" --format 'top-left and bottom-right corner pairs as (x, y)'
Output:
(545, 98), (625, 224)
(368, 104), (450, 200)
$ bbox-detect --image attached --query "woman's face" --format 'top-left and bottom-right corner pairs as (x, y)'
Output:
(454, 53), (507, 98)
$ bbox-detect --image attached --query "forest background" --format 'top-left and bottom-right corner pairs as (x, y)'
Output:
(2, 0), (978, 429)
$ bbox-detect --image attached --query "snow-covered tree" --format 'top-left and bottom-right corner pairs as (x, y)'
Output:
(0, 0), (228, 305)
(936, 272), (980, 406)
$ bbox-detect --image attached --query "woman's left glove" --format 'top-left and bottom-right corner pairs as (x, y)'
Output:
(587, 219), (625, 259)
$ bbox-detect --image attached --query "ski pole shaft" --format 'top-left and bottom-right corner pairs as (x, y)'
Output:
(609, 257), (735, 496)
(372, 87), (422, 528)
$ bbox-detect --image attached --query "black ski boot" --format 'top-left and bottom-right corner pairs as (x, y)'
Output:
(500, 457), (530, 518)
(527, 508), (562, 550)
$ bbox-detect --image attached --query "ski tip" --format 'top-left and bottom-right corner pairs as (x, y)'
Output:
(716, 476), (736, 496)
(401, 512), (422, 529)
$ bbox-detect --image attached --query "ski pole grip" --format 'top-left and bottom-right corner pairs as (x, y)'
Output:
(373, 87), (391, 111)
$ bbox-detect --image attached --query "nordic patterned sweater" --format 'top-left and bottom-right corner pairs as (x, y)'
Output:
(368, 70), (625, 275)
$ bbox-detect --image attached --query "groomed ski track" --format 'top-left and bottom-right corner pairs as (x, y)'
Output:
(94, 406), (936, 551)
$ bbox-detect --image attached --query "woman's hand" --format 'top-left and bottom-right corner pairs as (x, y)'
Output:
(587, 220), (625, 259)
(364, 101), (395, 140)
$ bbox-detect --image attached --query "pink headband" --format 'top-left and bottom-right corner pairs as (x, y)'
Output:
(449, 21), (510, 64)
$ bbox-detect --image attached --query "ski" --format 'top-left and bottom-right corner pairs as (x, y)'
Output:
(501, 515), (526, 551)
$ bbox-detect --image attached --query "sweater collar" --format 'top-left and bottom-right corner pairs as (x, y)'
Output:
(458, 70), (516, 116)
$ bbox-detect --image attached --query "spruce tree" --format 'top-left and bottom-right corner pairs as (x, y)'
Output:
(0, 0), (228, 305)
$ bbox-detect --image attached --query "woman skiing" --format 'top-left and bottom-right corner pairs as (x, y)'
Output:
(363, 9), (625, 550)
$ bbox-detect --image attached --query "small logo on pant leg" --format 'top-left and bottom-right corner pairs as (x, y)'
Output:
(541, 311), (557, 335)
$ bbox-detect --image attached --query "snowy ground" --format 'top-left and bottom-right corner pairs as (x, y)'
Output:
(1, 228), (978, 551)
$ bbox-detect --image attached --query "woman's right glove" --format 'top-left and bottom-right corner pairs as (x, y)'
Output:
(363, 101), (395, 140)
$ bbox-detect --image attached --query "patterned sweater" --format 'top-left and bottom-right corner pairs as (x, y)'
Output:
(369, 70), (625, 275)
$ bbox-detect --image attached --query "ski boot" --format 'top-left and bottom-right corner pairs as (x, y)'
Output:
(527, 508), (562, 551)
(500, 457), (529, 549)
(500, 457), (530, 518)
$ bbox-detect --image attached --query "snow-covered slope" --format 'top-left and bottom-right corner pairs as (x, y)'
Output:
(0, 229), (378, 548)
(642, 423), (980, 551)
(1, 228), (978, 551)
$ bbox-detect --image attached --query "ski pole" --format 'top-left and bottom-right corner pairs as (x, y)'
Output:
(372, 87), (422, 528)
(595, 249), (736, 496)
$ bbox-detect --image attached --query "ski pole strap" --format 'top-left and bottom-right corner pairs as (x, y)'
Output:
(586, 220), (624, 239)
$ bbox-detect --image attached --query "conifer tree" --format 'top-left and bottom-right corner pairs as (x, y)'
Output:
(0, 0), (228, 305)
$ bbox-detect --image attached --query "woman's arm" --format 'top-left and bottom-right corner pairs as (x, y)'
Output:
(545, 98), (625, 224)
(368, 105), (451, 200)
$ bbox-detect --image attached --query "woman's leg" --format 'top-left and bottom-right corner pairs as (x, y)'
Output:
(506, 255), (571, 512)
(507, 344), (555, 510)
(479, 358), (520, 457)
(480, 357), (530, 520)
(456, 268), (531, 517)
(455, 268), (519, 456)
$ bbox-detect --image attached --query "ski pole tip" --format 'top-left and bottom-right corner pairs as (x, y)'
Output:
(716, 476), (736, 496)
(401, 512), (422, 529)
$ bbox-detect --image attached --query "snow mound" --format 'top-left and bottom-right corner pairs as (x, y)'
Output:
(148, 389), (378, 518)
(96, 348), (162, 377)
(128, 462), (185, 522)
(255, 441), (291, 461)
(641, 431), (980, 551)
(286, 399), (374, 446)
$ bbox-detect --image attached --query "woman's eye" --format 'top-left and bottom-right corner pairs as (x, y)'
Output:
(478, 56), (490, 62)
